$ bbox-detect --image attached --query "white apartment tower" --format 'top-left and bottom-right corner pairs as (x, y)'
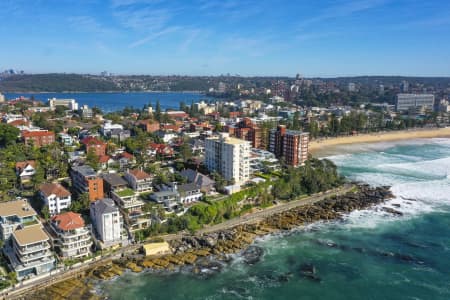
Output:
(90, 198), (123, 245)
(205, 133), (250, 185)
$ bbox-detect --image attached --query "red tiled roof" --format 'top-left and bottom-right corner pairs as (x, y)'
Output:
(128, 169), (151, 180)
(120, 152), (134, 159)
(22, 130), (54, 137)
(40, 183), (71, 198)
(81, 136), (106, 146)
(15, 160), (36, 171)
(9, 120), (29, 127)
(99, 155), (111, 163)
(51, 212), (85, 231)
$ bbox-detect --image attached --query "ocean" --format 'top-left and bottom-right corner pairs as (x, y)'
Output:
(99, 138), (450, 300)
(4, 92), (211, 112)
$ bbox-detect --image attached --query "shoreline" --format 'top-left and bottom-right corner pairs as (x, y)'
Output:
(309, 127), (450, 155)
(14, 184), (395, 300)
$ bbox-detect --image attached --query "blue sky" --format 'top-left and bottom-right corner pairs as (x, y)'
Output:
(1, 0), (450, 76)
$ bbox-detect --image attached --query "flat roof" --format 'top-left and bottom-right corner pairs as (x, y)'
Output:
(13, 225), (49, 246)
(0, 199), (37, 218)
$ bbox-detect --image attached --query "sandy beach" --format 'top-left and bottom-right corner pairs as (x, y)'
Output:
(309, 127), (450, 154)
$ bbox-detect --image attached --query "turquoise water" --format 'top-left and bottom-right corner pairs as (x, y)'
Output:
(4, 92), (211, 112)
(101, 139), (450, 300)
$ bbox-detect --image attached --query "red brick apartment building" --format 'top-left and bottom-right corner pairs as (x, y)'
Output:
(269, 125), (309, 167)
(22, 130), (55, 147)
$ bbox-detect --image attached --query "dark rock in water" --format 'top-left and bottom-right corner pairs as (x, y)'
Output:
(299, 263), (316, 275)
(194, 258), (223, 278)
(352, 247), (366, 253)
(382, 207), (403, 216)
(302, 273), (322, 283)
(278, 272), (294, 282)
(392, 204), (401, 208)
(242, 246), (264, 265)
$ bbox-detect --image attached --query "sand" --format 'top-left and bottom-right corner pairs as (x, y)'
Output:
(309, 127), (450, 153)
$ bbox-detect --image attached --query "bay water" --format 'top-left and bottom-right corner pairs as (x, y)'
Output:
(4, 92), (211, 112)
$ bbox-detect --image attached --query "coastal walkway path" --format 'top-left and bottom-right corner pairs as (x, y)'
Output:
(195, 184), (354, 235)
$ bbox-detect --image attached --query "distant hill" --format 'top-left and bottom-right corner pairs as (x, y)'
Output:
(0, 74), (119, 92)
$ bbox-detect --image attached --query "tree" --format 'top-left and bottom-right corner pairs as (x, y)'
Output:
(179, 141), (193, 162)
(0, 124), (19, 146)
(86, 148), (100, 171)
(41, 205), (50, 220)
(155, 100), (162, 121)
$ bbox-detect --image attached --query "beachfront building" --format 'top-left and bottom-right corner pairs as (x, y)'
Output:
(205, 133), (251, 185)
(70, 165), (104, 201)
(111, 188), (151, 232)
(269, 125), (309, 167)
(49, 212), (92, 259)
(102, 173), (128, 197)
(90, 198), (125, 247)
(39, 183), (72, 215)
(0, 199), (39, 241)
(150, 190), (180, 212)
(396, 93), (435, 112)
(4, 225), (55, 280)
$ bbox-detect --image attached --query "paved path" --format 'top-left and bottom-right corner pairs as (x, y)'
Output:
(196, 184), (354, 235)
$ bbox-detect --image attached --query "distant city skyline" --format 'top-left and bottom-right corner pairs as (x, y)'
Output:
(1, 0), (450, 77)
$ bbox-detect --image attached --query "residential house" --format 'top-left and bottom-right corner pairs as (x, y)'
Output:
(15, 160), (36, 184)
(116, 152), (135, 170)
(49, 212), (92, 259)
(124, 169), (153, 193)
(149, 191), (180, 212)
(137, 120), (160, 133)
(109, 128), (131, 142)
(58, 133), (74, 146)
(39, 183), (72, 215)
(176, 183), (202, 204)
(179, 169), (216, 194)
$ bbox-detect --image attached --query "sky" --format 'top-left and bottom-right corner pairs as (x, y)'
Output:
(1, 0), (450, 77)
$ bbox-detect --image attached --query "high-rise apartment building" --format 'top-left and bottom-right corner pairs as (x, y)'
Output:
(70, 165), (104, 201)
(205, 133), (250, 185)
(269, 125), (309, 167)
(396, 93), (435, 112)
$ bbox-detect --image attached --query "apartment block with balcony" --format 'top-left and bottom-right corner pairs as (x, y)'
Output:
(0, 199), (39, 241)
(205, 133), (250, 185)
(90, 198), (126, 248)
(124, 169), (153, 193)
(111, 188), (151, 232)
(269, 125), (309, 167)
(4, 225), (55, 280)
(70, 165), (104, 201)
(49, 212), (92, 259)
